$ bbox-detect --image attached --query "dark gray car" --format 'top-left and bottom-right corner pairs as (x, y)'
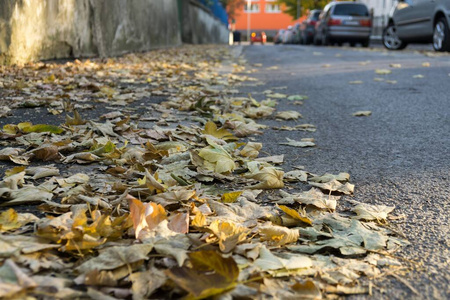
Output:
(383, 0), (450, 51)
(313, 2), (372, 47)
(300, 10), (322, 45)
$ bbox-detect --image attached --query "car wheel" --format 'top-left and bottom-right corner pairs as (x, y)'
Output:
(350, 42), (356, 47)
(433, 17), (450, 52)
(361, 39), (370, 48)
(382, 23), (407, 50)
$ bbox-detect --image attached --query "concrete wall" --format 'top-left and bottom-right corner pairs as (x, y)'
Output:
(179, 0), (229, 44)
(0, 0), (185, 65)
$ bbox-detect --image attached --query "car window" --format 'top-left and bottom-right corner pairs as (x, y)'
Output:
(333, 4), (369, 17)
(311, 11), (321, 20)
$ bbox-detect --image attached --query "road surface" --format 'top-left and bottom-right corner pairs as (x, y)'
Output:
(239, 43), (449, 299)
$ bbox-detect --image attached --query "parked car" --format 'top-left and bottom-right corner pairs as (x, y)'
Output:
(300, 9), (322, 45)
(382, 0), (450, 51)
(282, 26), (294, 44)
(291, 23), (302, 44)
(274, 29), (285, 44)
(313, 1), (372, 47)
(251, 31), (267, 45)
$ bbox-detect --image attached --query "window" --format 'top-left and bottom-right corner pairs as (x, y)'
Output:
(265, 3), (281, 13)
(244, 3), (260, 13)
(333, 4), (369, 17)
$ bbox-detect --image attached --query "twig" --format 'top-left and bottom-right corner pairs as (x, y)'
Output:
(387, 272), (421, 296)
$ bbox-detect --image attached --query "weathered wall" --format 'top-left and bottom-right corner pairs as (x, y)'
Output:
(179, 0), (229, 45)
(0, 0), (181, 65)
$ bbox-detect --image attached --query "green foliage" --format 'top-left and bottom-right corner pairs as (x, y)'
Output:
(276, 0), (328, 20)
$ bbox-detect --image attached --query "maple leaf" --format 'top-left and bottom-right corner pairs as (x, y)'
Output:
(166, 250), (239, 299)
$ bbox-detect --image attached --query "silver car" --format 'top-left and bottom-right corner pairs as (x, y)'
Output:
(383, 0), (450, 51)
(313, 2), (372, 47)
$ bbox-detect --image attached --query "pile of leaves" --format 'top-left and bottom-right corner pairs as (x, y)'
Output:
(0, 46), (409, 299)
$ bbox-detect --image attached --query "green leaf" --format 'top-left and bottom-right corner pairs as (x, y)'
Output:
(166, 250), (239, 299)
(20, 123), (64, 134)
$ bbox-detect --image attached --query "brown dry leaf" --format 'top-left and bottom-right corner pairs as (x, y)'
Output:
(254, 246), (312, 272)
(221, 191), (243, 203)
(309, 172), (350, 183)
(166, 250), (239, 299)
(246, 167), (284, 189)
(244, 105), (275, 119)
(281, 188), (339, 210)
(275, 111), (302, 120)
(284, 170), (308, 183)
(168, 212), (189, 234)
(240, 142), (262, 159)
(198, 143), (236, 174)
(0, 259), (37, 298)
(352, 202), (395, 222)
(65, 110), (87, 125)
(259, 223), (299, 246)
(202, 120), (237, 141)
(0, 208), (38, 232)
(76, 244), (153, 274)
(208, 220), (250, 253)
(352, 111), (372, 117)
(278, 205), (312, 225)
(280, 137), (315, 148)
(375, 69), (391, 75)
(128, 195), (167, 239)
(309, 179), (355, 195)
(130, 267), (167, 300)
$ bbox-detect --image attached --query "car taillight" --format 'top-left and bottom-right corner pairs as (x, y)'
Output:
(308, 20), (317, 26)
(327, 19), (341, 26)
(359, 20), (372, 27)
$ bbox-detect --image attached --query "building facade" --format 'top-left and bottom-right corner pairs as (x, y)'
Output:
(232, 0), (300, 38)
(359, 0), (396, 37)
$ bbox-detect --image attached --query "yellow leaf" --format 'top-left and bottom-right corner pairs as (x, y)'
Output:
(208, 220), (249, 252)
(192, 212), (206, 227)
(246, 167), (284, 189)
(166, 250), (239, 299)
(202, 121), (237, 141)
(198, 145), (235, 174)
(240, 142), (262, 159)
(259, 224), (299, 246)
(278, 205), (312, 225)
(221, 191), (243, 203)
(4, 166), (26, 177)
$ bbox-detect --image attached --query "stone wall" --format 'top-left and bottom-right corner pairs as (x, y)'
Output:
(180, 0), (229, 44)
(0, 0), (227, 65)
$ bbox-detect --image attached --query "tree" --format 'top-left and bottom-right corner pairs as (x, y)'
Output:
(219, 0), (246, 21)
(276, 0), (328, 20)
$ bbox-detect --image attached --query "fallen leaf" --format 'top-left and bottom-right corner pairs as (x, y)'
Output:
(76, 244), (153, 274)
(309, 179), (354, 195)
(166, 250), (239, 299)
(280, 188), (339, 210)
(276, 111), (302, 120)
(280, 137), (315, 148)
(259, 223), (299, 246)
(246, 166), (284, 189)
(240, 142), (262, 159)
(375, 69), (391, 75)
(351, 202), (395, 222)
(254, 246), (312, 271)
(352, 111), (372, 117)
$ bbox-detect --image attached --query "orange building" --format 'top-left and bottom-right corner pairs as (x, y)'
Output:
(233, 0), (302, 37)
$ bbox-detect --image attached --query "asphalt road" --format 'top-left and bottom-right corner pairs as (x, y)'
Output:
(239, 43), (449, 299)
